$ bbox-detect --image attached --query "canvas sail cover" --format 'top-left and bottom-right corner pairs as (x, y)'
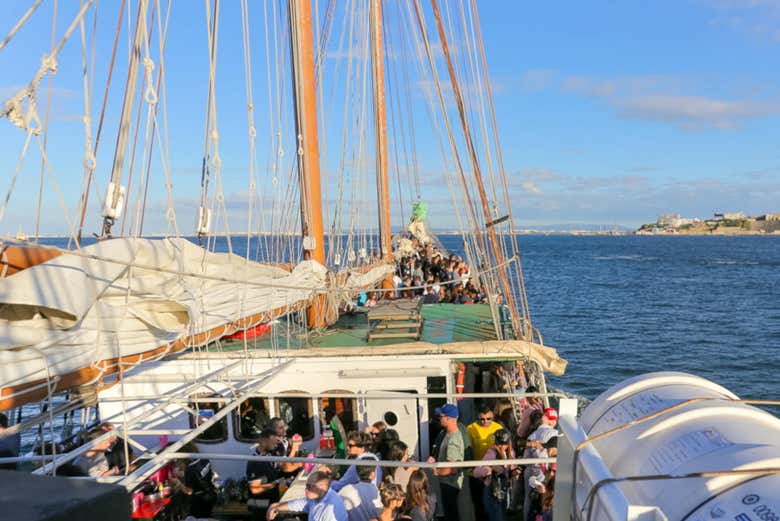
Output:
(0, 238), (390, 400)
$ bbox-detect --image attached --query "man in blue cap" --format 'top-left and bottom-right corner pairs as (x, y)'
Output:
(427, 403), (465, 521)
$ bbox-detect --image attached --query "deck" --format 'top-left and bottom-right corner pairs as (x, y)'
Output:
(215, 303), (499, 351)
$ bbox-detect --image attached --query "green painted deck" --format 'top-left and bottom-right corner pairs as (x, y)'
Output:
(216, 303), (498, 351)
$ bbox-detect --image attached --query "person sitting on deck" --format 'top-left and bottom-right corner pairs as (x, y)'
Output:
(247, 428), (284, 518)
(267, 470), (347, 521)
(266, 417), (303, 477)
(72, 430), (120, 477)
(98, 422), (136, 474)
(332, 431), (382, 491)
(183, 442), (218, 519)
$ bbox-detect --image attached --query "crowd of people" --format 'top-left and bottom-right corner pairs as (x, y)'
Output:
(358, 237), (487, 306)
(2, 375), (557, 521)
(247, 394), (558, 521)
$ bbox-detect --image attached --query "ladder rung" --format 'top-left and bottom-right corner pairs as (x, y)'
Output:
(374, 321), (422, 330)
(369, 331), (421, 340)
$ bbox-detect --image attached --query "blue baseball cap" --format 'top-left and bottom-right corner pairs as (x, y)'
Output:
(434, 403), (459, 418)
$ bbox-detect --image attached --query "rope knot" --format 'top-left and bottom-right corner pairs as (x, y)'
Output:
(41, 54), (58, 73)
(83, 150), (97, 170)
(143, 57), (158, 105)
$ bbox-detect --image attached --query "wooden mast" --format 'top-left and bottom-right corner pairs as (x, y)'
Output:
(289, 0), (327, 327)
(369, 0), (393, 276)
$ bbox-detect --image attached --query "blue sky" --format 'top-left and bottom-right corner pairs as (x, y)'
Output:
(1, 0), (779, 236)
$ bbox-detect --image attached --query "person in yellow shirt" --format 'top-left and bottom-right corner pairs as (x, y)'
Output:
(466, 403), (504, 519)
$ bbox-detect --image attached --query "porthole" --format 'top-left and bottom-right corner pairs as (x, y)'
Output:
(383, 411), (398, 426)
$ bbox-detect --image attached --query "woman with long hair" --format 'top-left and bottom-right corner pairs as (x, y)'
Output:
(403, 469), (436, 521)
(383, 440), (407, 479)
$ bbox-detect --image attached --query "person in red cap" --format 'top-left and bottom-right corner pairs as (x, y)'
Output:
(524, 408), (558, 454)
(522, 410), (559, 521)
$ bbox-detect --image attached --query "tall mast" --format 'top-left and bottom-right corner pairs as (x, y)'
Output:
(101, 0), (148, 238)
(289, 0), (327, 327)
(369, 0), (392, 266)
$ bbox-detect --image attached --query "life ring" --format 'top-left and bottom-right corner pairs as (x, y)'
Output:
(455, 363), (466, 401)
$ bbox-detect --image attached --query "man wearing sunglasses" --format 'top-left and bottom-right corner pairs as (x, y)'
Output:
(466, 403), (504, 519)
(426, 403), (465, 521)
(331, 431), (381, 492)
(267, 470), (347, 521)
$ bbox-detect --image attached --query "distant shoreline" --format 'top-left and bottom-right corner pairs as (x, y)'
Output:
(12, 230), (780, 239)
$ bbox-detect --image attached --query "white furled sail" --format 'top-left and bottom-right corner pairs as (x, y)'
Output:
(0, 237), (377, 407)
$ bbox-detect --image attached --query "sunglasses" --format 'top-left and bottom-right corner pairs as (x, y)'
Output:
(305, 483), (323, 493)
(478, 416), (493, 422)
(347, 443), (359, 448)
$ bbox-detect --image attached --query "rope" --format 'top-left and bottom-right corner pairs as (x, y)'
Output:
(146, 0), (178, 238)
(77, 0), (126, 242)
(0, 0), (45, 52)
(2, 126), (33, 227)
(2, 0), (94, 131)
(34, 0), (59, 243)
(197, 0), (220, 246)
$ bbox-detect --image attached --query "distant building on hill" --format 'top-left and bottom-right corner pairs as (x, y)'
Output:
(714, 212), (745, 221)
(657, 214), (680, 227)
(756, 213), (780, 221)
(657, 214), (697, 228)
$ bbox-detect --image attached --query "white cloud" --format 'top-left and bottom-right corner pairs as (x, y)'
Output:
(502, 166), (780, 226)
(528, 71), (780, 130)
(520, 181), (542, 195)
(614, 95), (780, 130)
(703, 0), (780, 42)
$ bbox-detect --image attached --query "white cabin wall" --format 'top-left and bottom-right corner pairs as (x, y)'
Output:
(97, 354), (456, 480)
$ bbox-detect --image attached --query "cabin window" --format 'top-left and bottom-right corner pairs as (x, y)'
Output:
(188, 395), (228, 443)
(274, 391), (314, 441)
(320, 389), (358, 436)
(234, 397), (271, 442)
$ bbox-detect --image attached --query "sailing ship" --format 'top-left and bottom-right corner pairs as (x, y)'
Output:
(2, 2), (778, 520)
(1, 0), (565, 509)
